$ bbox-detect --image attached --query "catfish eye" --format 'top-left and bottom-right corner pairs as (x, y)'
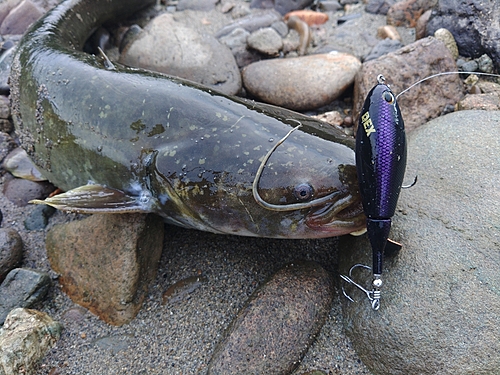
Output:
(293, 183), (313, 201)
(383, 91), (395, 104)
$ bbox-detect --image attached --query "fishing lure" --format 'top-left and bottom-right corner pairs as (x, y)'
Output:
(341, 74), (406, 311)
(341, 70), (500, 310)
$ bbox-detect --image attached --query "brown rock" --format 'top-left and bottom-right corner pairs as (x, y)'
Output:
(2, 175), (54, 206)
(0, 228), (23, 283)
(457, 93), (500, 111)
(376, 25), (402, 41)
(0, 0), (44, 35)
(208, 261), (334, 375)
(415, 9), (432, 40)
(386, 0), (437, 27)
(242, 52), (361, 111)
(353, 37), (464, 132)
(45, 213), (164, 326)
(284, 10), (329, 26)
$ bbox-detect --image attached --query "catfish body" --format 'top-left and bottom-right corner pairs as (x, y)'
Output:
(10, 0), (365, 239)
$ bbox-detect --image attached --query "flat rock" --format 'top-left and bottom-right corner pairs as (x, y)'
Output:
(242, 52), (361, 111)
(0, 268), (51, 325)
(208, 261), (334, 375)
(45, 213), (164, 326)
(120, 13), (241, 96)
(339, 110), (500, 374)
(0, 308), (61, 375)
(426, 0), (500, 71)
(353, 37), (463, 132)
(0, 229), (23, 283)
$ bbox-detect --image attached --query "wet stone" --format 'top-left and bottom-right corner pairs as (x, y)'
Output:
(242, 51), (361, 111)
(0, 308), (62, 374)
(339, 110), (500, 374)
(0, 268), (51, 325)
(208, 261), (334, 375)
(0, 228), (22, 284)
(45, 213), (164, 326)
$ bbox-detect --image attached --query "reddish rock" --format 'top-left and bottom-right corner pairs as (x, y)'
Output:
(353, 37), (464, 133)
(46, 213), (164, 326)
(457, 93), (500, 111)
(208, 261), (334, 375)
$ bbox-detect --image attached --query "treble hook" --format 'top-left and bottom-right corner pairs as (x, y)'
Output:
(340, 264), (382, 310)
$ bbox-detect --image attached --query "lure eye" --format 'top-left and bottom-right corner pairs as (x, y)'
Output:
(293, 183), (314, 201)
(383, 91), (395, 104)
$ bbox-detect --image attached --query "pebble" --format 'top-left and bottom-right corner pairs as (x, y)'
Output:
(364, 38), (403, 61)
(0, 0), (44, 35)
(376, 25), (401, 41)
(353, 37), (463, 132)
(365, 0), (396, 15)
(2, 175), (54, 207)
(218, 27), (260, 68)
(215, 10), (282, 38)
(317, 1), (342, 12)
(0, 308), (62, 374)
(247, 27), (283, 55)
(457, 93), (500, 111)
(415, 8), (432, 39)
(386, 0), (436, 27)
(208, 261), (334, 375)
(0, 268), (51, 325)
(0, 228), (22, 283)
(250, 0), (314, 15)
(45, 213), (164, 326)
(426, 0), (500, 71)
(119, 13), (241, 95)
(339, 110), (500, 374)
(434, 28), (458, 60)
(2, 147), (46, 181)
(176, 0), (218, 11)
(242, 51), (361, 111)
(24, 204), (56, 231)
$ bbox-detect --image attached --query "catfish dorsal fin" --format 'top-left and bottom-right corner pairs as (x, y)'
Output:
(30, 184), (153, 214)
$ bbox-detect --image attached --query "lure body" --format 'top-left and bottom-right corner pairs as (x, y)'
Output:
(355, 75), (406, 309)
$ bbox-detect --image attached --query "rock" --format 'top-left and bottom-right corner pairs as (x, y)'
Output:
(434, 28), (458, 60)
(2, 176), (54, 207)
(317, 1), (342, 12)
(0, 229), (22, 284)
(250, 0), (314, 15)
(353, 37), (464, 132)
(339, 110), (500, 374)
(242, 52), (361, 111)
(0, 268), (51, 325)
(415, 8), (431, 40)
(24, 204), (56, 231)
(218, 27), (260, 68)
(365, 0), (396, 15)
(176, 0), (218, 11)
(0, 0), (22, 26)
(386, 0), (437, 27)
(45, 213), (164, 326)
(119, 13), (241, 96)
(215, 10), (282, 38)
(0, 120), (12, 133)
(208, 261), (334, 375)
(247, 27), (283, 55)
(364, 38), (403, 61)
(0, 308), (61, 374)
(2, 147), (46, 181)
(457, 93), (500, 111)
(426, 0), (500, 71)
(0, 0), (44, 35)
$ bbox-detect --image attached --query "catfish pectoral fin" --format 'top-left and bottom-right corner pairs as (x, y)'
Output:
(29, 184), (153, 214)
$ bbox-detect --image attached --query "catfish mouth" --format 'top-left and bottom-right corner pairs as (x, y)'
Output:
(305, 193), (366, 235)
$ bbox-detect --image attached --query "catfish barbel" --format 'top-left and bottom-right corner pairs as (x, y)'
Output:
(10, 0), (366, 238)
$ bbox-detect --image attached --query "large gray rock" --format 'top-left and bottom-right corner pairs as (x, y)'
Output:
(0, 308), (61, 375)
(120, 13), (242, 96)
(339, 110), (500, 374)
